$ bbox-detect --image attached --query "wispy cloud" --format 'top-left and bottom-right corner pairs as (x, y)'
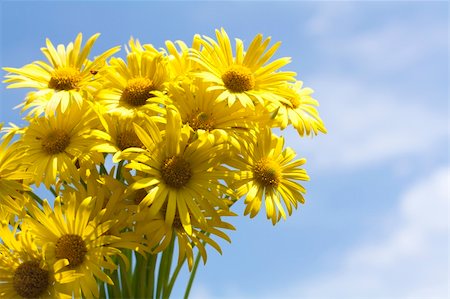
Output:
(192, 166), (449, 299)
(289, 3), (448, 173)
(291, 76), (448, 173)
(281, 166), (449, 299)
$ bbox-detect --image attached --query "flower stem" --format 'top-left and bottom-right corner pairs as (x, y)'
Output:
(184, 249), (202, 299)
(165, 256), (186, 298)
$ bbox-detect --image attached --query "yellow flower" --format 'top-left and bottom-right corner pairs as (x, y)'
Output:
(229, 128), (310, 224)
(164, 35), (203, 82)
(191, 28), (296, 108)
(90, 112), (163, 163)
(135, 207), (235, 270)
(120, 109), (232, 238)
(0, 126), (33, 213)
(95, 39), (169, 119)
(3, 33), (119, 116)
(20, 104), (105, 188)
(0, 224), (70, 299)
(168, 80), (257, 149)
(270, 81), (327, 136)
(22, 195), (133, 299)
(57, 169), (142, 241)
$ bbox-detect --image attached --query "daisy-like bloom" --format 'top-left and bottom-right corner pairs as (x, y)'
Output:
(229, 128), (310, 225)
(90, 112), (158, 163)
(95, 39), (170, 119)
(168, 80), (257, 149)
(3, 33), (120, 116)
(191, 28), (296, 108)
(0, 126), (33, 213)
(163, 35), (202, 82)
(0, 224), (70, 299)
(20, 104), (105, 188)
(57, 169), (140, 238)
(22, 195), (137, 299)
(269, 81), (327, 136)
(135, 207), (235, 270)
(120, 109), (232, 237)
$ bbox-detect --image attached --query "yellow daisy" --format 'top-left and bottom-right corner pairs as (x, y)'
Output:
(270, 81), (327, 136)
(191, 28), (296, 108)
(229, 128), (310, 224)
(119, 109), (232, 237)
(22, 195), (131, 299)
(168, 80), (257, 149)
(163, 35), (202, 82)
(20, 104), (105, 188)
(3, 33), (120, 116)
(90, 112), (163, 163)
(95, 40), (169, 119)
(0, 224), (70, 299)
(135, 206), (235, 270)
(57, 169), (140, 239)
(0, 126), (33, 213)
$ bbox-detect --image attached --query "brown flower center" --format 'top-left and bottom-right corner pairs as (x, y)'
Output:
(253, 159), (281, 188)
(121, 77), (156, 107)
(117, 130), (144, 151)
(134, 189), (148, 205)
(41, 130), (70, 155)
(187, 111), (215, 131)
(160, 156), (192, 189)
(221, 65), (255, 93)
(48, 67), (82, 91)
(55, 234), (87, 268)
(13, 261), (49, 298)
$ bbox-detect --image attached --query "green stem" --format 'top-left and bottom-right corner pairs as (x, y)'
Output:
(162, 241), (175, 298)
(146, 254), (157, 298)
(132, 252), (143, 298)
(98, 281), (106, 299)
(165, 256), (186, 298)
(156, 238), (175, 299)
(26, 191), (44, 206)
(116, 160), (124, 181)
(119, 256), (131, 299)
(99, 163), (108, 175)
(49, 186), (58, 197)
(138, 253), (148, 299)
(184, 249), (202, 299)
(106, 268), (121, 299)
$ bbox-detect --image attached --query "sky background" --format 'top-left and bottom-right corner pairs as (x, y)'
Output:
(0, 1), (448, 299)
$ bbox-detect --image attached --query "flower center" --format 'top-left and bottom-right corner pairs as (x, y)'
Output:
(55, 234), (87, 268)
(134, 189), (147, 205)
(121, 77), (156, 107)
(160, 156), (192, 189)
(13, 261), (49, 299)
(48, 67), (82, 91)
(253, 159), (281, 188)
(117, 130), (144, 151)
(160, 204), (183, 229)
(187, 111), (215, 131)
(41, 130), (70, 155)
(221, 65), (255, 93)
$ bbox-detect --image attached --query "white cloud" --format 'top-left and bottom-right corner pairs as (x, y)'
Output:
(191, 167), (450, 299)
(292, 166), (449, 299)
(289, 76), (448, 173)
(288, 4), (448, 173)
(306, 3), (447, 72)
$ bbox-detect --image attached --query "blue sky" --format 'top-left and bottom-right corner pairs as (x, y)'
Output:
(0, 1), (448, 298)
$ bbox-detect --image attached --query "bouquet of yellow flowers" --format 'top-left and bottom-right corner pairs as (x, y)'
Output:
(0, 29), (326, 298)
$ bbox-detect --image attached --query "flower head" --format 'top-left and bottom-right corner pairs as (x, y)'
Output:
(3, 33), (119, 116)
(191, 28), (296, 108)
